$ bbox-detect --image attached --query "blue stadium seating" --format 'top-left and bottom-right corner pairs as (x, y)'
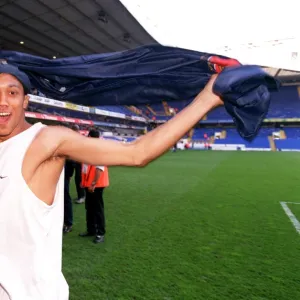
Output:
(168, 100), (190, 111)
(226, 127), (274, 137)
(155, 116), (171, 121)
(192, 128), (274, 140)
(207, 107), (230, 120)
(131, 85), (300, 122)
(282, 127), (300, 139)
(192, 128), (219, 139)
(267, 86), (300, 118)
(150, 103), (165, 114)
(28, 83), (300, 151)
(193, 127), (276, 148)
(104, 85), (300, 121)
(135, 105), (153, 117)
(205, 86), (300, 120)
(275, 139), (300, 150)
(214, 137), (270, 148)
(193, 126), (300, 150)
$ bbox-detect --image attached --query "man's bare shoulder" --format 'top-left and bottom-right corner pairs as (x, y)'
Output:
(38, 125), (76, 143)
(35, 125), (92, 159)
(22, 125), (69, 187)
(23, 125), (70, 205)
(31, 125), (74, 159)
(38, 125), (73, 139)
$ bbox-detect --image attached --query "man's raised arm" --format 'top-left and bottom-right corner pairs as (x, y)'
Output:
(55, 76), (222, 167)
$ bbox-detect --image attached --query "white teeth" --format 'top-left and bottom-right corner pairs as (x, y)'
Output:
(0, 113), (10, 117)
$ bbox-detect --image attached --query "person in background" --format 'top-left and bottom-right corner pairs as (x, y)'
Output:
(66, 124), (86, 204)
(79, 129), (109, 244)
(63, 157), (75, 233)
(172, 142), (178, 152)
(72, 125), (86, 204)
(63, 124), (82, 233)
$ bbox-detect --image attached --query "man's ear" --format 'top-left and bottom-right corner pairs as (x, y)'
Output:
(23, 95), (29, 109)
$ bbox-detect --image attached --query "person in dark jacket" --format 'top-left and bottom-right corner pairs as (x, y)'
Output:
(71, 125), (86, 204)
(63, 159), (75, 233)
(63, 124), (82, 233)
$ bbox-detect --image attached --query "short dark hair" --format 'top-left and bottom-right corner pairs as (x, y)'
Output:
(88, 129), (100, 138)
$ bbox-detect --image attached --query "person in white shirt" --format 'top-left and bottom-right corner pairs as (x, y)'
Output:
(0, 64), (222, 300)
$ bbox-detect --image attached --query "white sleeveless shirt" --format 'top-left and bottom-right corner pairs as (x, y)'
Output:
(0, 123), (68, 300)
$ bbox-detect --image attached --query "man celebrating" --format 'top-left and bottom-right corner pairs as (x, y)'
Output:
(0, 63), (222, 300)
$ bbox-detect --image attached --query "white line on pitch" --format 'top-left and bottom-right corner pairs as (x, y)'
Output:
(284, 202), (300, 204)
(280, 202), (300, 235)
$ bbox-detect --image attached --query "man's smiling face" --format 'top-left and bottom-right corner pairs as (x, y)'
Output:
(0, 73), (29, 141)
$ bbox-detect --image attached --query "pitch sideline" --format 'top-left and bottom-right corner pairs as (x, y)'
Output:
(280, 201), (300, 235)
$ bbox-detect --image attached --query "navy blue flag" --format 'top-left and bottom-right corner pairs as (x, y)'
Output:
(1, 44), (280, 140)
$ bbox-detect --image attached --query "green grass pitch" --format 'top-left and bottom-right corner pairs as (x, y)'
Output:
(63, 151), (300, 300)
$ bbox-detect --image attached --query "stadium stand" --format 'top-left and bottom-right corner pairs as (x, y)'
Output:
(149, 103), (165, 115)
(26, 94), (146, 143)
(129, 85), (300, 123)
(214, 137), (270, 148)
(275, 139), (300, 150)
(284, 127), (300, 139)
(192, 128), (218, 140)
(267, 86), (300, 118)
(185, 85), (300, 151)
(97, 105), (137, 116)
(133, 85), (300, 124)
(206, 107), (230, 120)
(26, 82), (300, 151)
(155, 115), (171, 121)
(205, 86), (300, 120)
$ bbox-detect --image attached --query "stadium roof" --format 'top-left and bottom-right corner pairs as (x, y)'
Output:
(1, 0), (300, 85)
(262, 67), (300, 85)
(0, 0), (157, 57)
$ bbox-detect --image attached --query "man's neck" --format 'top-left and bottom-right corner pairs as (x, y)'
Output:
(0, 120), (32, 143)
